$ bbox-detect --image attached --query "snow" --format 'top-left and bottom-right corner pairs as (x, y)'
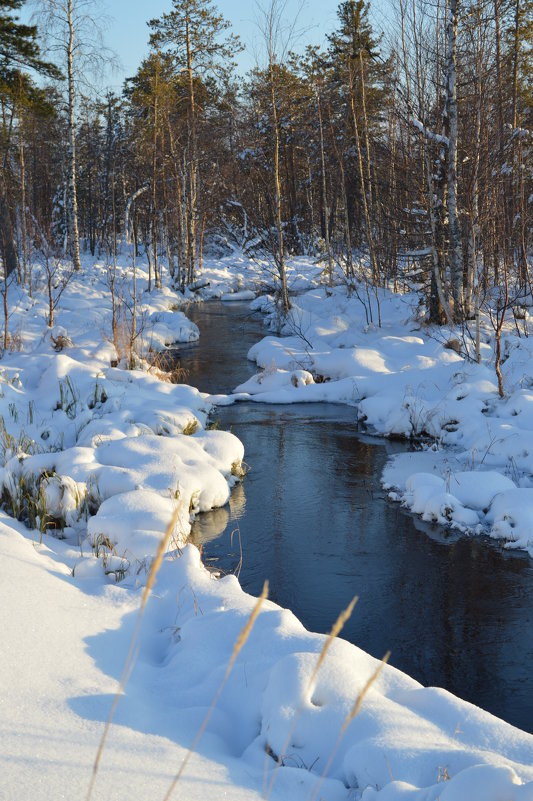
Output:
(221, 288), (257, 301)
(410, 116), (450, 147)
(1, 250), (533, 801)
(230, 282), (533, 557)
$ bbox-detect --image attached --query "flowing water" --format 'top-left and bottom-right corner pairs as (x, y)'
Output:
(173, 300), (533, 733)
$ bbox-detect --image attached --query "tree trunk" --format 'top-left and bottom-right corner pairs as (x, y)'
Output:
(445, 0), (463, 320)
(19, 133), (27, 284)
(3, 251), (8, 350)
(269, 60), (290, 312)
(349, 62), (379, 285)
(185, 14), (198, 286)
(465, 2), (482, 318)
(0, 170), (18, 279)
(152, 65), (161, 290)
(67, 0), (81, 271)
(315, 76), (333, 286)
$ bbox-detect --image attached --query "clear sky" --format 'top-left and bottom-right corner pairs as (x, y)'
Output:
(100, 0), (393, 92)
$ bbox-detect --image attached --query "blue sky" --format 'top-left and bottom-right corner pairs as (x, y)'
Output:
(101, 0), (392, 91)
(20, 0), (393, 92)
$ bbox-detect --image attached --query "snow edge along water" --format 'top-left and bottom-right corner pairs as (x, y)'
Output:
(1, 252), (532, 801)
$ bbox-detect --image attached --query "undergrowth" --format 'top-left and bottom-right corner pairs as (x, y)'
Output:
(149, 350), (188, 384)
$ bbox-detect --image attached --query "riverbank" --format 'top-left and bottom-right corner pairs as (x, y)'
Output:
(1, 251), (533, 801)
(171, 296), (533, 732)
(216, 282), (533, 560)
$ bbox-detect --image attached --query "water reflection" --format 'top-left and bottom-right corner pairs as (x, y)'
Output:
(190, 483), (246, 544)
(182, 302), (533, 733)
(171, 303), (263, 395)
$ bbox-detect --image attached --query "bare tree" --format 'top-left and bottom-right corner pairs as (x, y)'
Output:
(35, 0), (115, 271)
(255, 0), (305, 313)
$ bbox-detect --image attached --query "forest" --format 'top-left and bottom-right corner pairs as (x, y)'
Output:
(2, 2), (533, 801)
(1, 0), (531, 331)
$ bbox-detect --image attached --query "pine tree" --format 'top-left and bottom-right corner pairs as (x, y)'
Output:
(328, 1), (390, 290)
(149, 0), (241, 286)
(0, 0), (59, 278)
(0, 0), (58, 85)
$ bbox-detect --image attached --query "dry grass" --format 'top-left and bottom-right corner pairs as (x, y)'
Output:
(161, 580), (269, 801)
(0, 416), (37, 459)
(307, 650), (391, 801)
(50, 333), (73, 351)
(182, 418), (199, 435)
(230, 525), (243, 579)
(5, 329), (24, 352)
(86, 503), (184, 801)
(149, 350), (188, 384)
(110, 311), (138, 369)
(231, 459), (246, 478)
(265, 596), (358, 800)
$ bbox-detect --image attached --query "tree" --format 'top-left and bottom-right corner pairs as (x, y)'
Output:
(0, 0), (58, 82)
(328, 1), (390, 287)
(320, 0), (394, 326)
(36, 0), (113, 271)
(124, 52), (169, 290)
(149, 0), (241, 287)
(445, 0), (463, 319)
(0, 0), (59, 278)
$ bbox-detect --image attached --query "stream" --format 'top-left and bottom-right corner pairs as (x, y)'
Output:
(173, 300), (533, 734)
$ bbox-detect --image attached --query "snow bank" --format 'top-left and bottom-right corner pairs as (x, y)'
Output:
(2, 252), (533, 801)
(3, 519), (532, 801)
(0, 259), (244, 565)
(237, 284), (533, 557)
(221, 289), (256, 301)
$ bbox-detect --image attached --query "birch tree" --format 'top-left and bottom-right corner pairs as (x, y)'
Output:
(35, 0), (113, 271)
(258, 1), (293, 311)
(445, 0), (464, 320)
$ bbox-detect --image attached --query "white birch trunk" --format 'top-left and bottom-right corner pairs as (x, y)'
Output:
(124, 185), (149, 242)
(446, 0), (463, 319)
(466, 9), (482, 319)
(67, 0), (81, 272)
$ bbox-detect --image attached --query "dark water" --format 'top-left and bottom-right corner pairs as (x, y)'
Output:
(176, 301), (533, 733)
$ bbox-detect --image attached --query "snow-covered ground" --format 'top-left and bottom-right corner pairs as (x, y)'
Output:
(231, 283), (533, 559)
(1, 251), (533, 801)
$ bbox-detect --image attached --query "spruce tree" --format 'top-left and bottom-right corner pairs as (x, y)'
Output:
(0, 0), (58, 86)
(0, 0), (59, 278)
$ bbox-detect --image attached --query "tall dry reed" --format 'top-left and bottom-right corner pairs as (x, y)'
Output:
(86, 504), (183, 801)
